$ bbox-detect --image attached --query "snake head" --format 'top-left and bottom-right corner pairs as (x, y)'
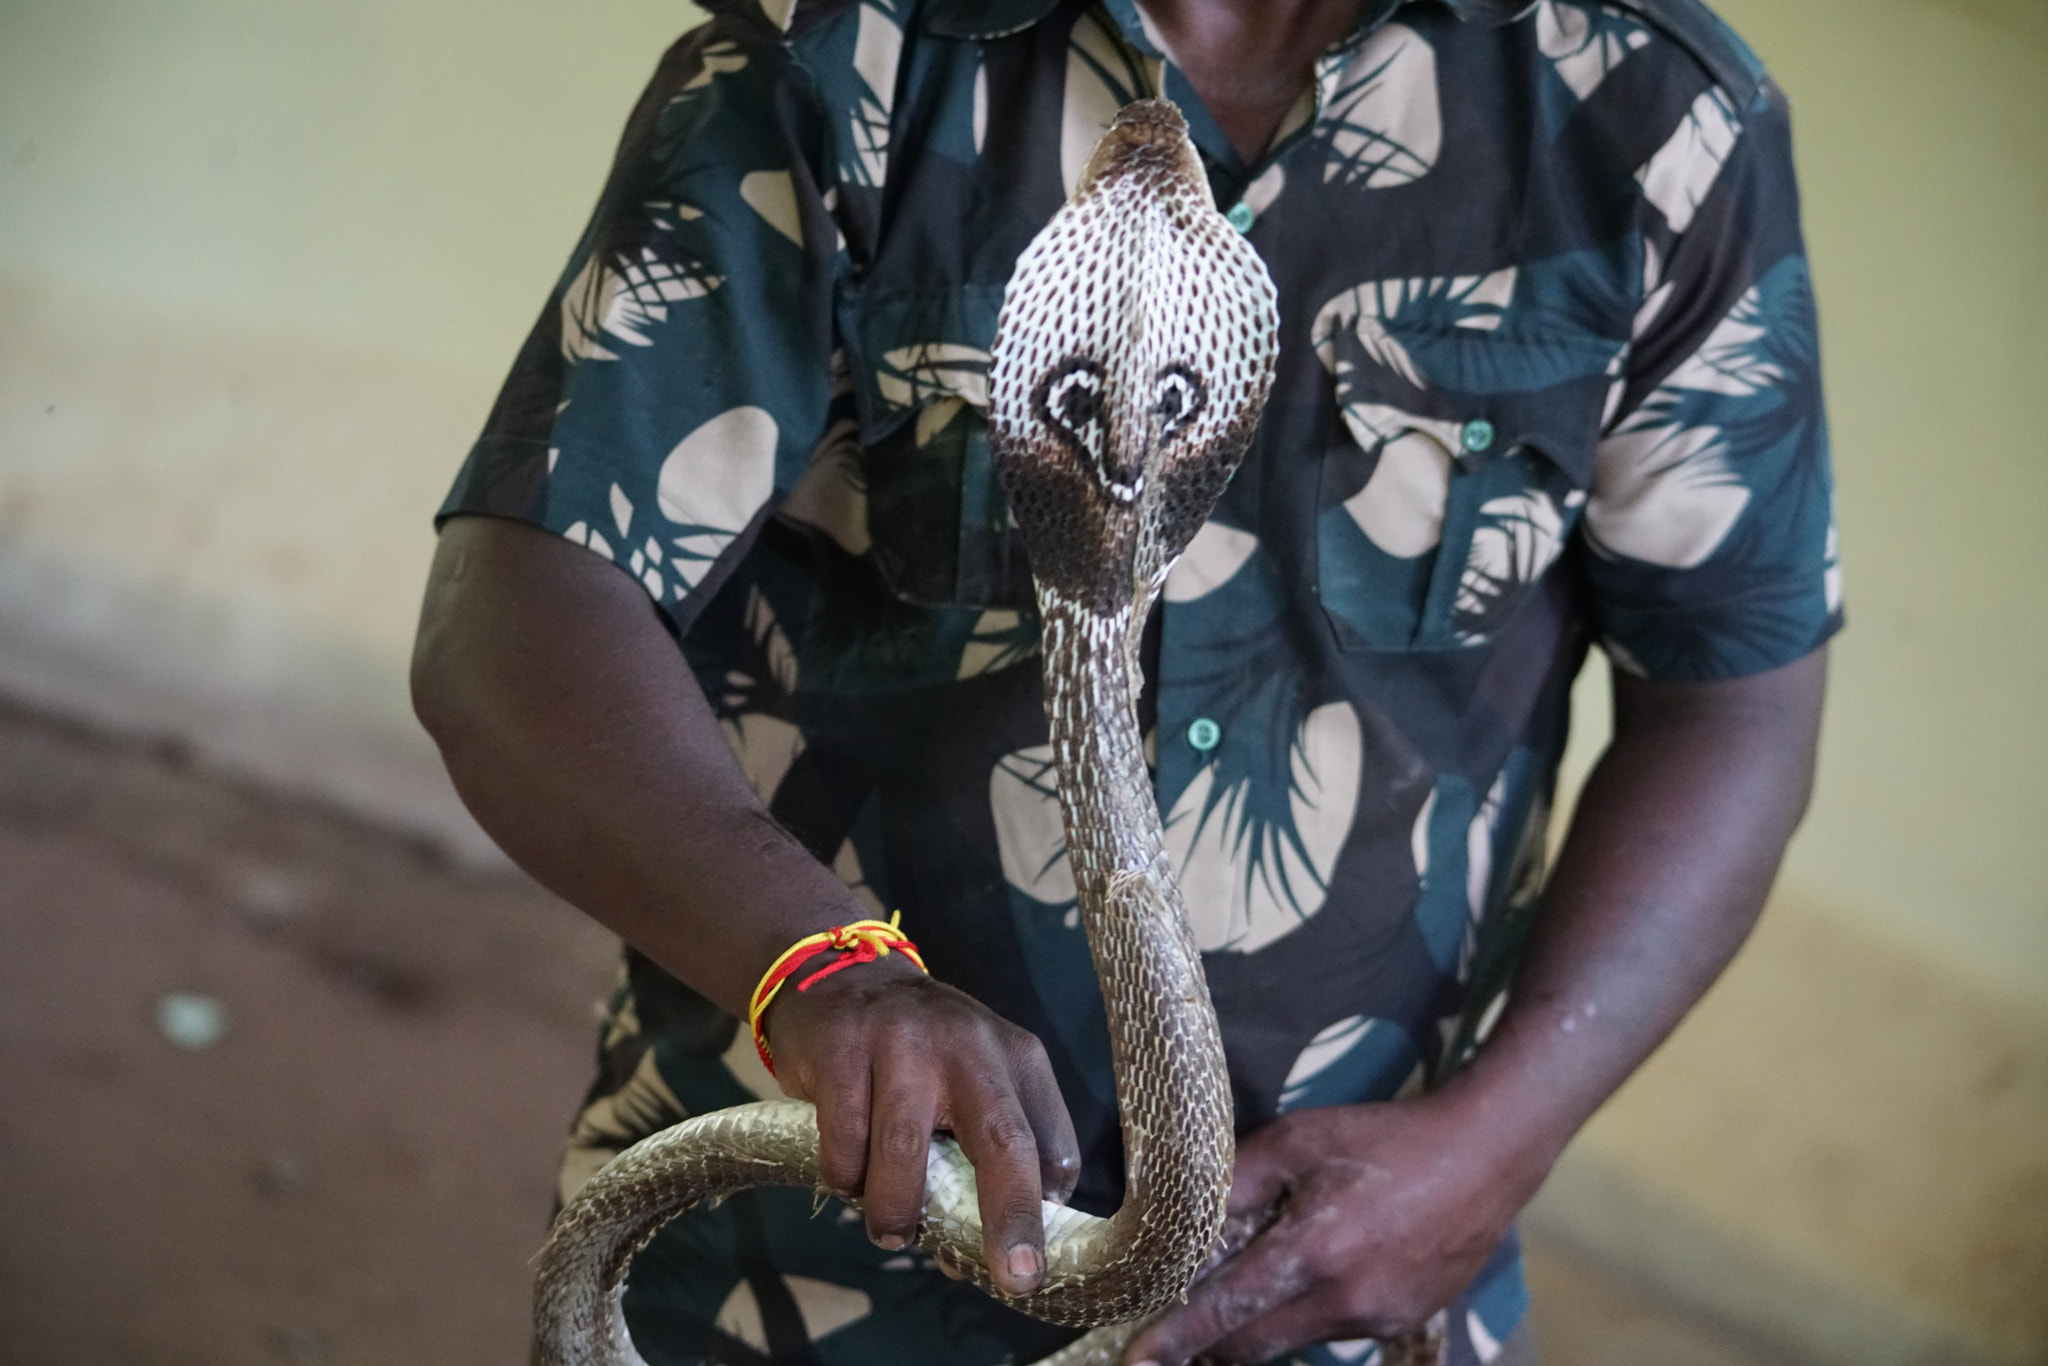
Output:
(990, 99), (1280, 616)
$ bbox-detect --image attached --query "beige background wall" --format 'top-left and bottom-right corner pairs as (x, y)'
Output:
(0, 0), (697, 850)
(1738, 0), (2048, 1005)
(2, 1), (2043, 1362)
(1537, 7), (2048, 1361)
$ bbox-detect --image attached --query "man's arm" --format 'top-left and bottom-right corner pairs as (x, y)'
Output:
(1126, 646), (1827, 1365)
(411, 515), (1076, 1293)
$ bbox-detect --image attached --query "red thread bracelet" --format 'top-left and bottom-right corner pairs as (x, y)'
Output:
(746, 913), (926, 1076)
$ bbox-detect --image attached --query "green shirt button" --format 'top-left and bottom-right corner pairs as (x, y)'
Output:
(1225, 202), (1256, 234)
(1461, 419), (1497, 454)
(1187, 718), (1223, 753)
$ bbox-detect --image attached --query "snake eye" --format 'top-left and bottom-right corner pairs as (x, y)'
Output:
(1033, 356), (1142, 504)
(1151, 364), (1207, 439)
(1038, 359), (1105, 439)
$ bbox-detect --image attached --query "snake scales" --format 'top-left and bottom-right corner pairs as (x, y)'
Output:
(534, 101), (1446, 1366)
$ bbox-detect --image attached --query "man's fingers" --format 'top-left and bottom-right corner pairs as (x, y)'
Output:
(809, 1065), (873, 1197)
(861, 1056), (939, 1252)
(951, 1067), (1050, 1295)
(1205, 1288), (1356, 1366)
(1124, 1223), (1311, 1366)
(770, 975), (1077, 1299)
(1009, 1034), (1081, 1202)
(1223, 1123), (1299, 1218)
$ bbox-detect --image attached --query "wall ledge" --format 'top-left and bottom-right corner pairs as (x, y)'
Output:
(0, 552), (506, 871)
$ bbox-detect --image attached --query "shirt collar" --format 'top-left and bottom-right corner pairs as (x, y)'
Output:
(923, 0), (1538, 45)
(922, 0), (1064, 39)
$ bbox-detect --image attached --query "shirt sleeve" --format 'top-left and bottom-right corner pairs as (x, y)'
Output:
(1580, 76), (1844, 681)
(438, 14), (844, 633)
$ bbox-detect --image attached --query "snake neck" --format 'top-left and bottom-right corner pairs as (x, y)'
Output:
(1039, 596), (1158, 900)
(1039, 593), (1234, 1288)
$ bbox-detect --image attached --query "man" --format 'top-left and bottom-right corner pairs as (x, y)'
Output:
(412, 0), (1837, 1362)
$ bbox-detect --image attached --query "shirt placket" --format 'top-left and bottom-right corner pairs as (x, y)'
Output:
(1127, 33), (1364, 814)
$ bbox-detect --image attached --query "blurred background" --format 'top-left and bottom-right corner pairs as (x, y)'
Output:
(0, 1), (2041, 1364)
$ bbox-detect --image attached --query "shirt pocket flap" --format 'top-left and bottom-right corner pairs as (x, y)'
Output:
(841, 283), (1004, 437)
(1319, 395), (1602, 654)
(838, 283), (1033, 607)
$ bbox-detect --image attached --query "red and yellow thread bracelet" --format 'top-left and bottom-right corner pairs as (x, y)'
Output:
(747, 912), (927, 1076)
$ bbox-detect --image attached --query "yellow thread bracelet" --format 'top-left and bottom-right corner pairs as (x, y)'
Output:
(746, 912), (927, 1076)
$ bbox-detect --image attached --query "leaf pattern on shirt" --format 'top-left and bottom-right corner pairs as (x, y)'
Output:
(1315, 23), (1442, 189)
(846, 2), (905, 188)
(711, 589), (806, 804)
(1536, 1), (1651, 101)
(1637, 85), (1744, 234)
(957, 609), (1040, 680)
(991, 745), (1077, 910)
(676, 37), (750, 94)
(1165, 700), (1364, 955)
(1664, 285), (1790, 397)
(557, 35), (744, 369)
(1409, 765), (1515, 986)
(1589, 257), (1833, 678)
(561, 223), (724, 363)
(1590, 269), (1813, 570)
(874, 345), (992, 411)
(1277, 1016), (1423, 1113)
(1164, 521), (1262, 603)
(1411, 777), (1474, 977)
(715, 1277), (873, 1353)
(1587, 416), (1745, 569)
(1313, 270), (1518, 391)
(1330, 410), (1465, 558)
(559, 1046), (689, 1205)
(1454, 489), (1577, 641)
(657, 406), (782, 592)
(1155, 532), (1355, 955)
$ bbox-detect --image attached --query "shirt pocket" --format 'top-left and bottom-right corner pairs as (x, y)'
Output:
(838, 282), (1037, 610)
(1315, 398), (1599, 654)
(1308, 252), (1635, 652)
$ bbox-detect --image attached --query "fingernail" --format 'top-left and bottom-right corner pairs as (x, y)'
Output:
(1006, 1245), (1042, 1283)
(874, 1233), (906, 1252)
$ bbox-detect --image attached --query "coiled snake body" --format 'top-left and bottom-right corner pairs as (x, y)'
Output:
(535, 101), (1444, 1366)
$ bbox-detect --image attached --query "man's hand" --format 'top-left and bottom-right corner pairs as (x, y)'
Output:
(764, 959), (1080, 1295)
(1123, 1096), (1529, 1366)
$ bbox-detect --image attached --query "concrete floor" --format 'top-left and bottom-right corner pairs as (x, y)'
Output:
(0, 704), (1795, 1366)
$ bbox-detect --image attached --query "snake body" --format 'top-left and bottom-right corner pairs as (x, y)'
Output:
(535, 101), (1442, 1366)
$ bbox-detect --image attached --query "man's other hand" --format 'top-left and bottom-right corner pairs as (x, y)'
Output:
(1123, 1096), (1528, 1366)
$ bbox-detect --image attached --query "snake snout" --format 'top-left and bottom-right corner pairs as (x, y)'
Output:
(1078, 100), (1202, 202)
(1107, 98), (1187, 142)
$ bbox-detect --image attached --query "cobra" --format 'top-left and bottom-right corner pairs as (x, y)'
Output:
(533, 100), (1444, 1366)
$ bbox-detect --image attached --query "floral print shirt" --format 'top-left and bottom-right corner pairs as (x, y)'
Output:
(440, 0), (1840, 1360)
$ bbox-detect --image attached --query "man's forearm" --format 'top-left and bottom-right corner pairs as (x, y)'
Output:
(411, 515), (871, 1019)
(1439, 647), (1829, 1189)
